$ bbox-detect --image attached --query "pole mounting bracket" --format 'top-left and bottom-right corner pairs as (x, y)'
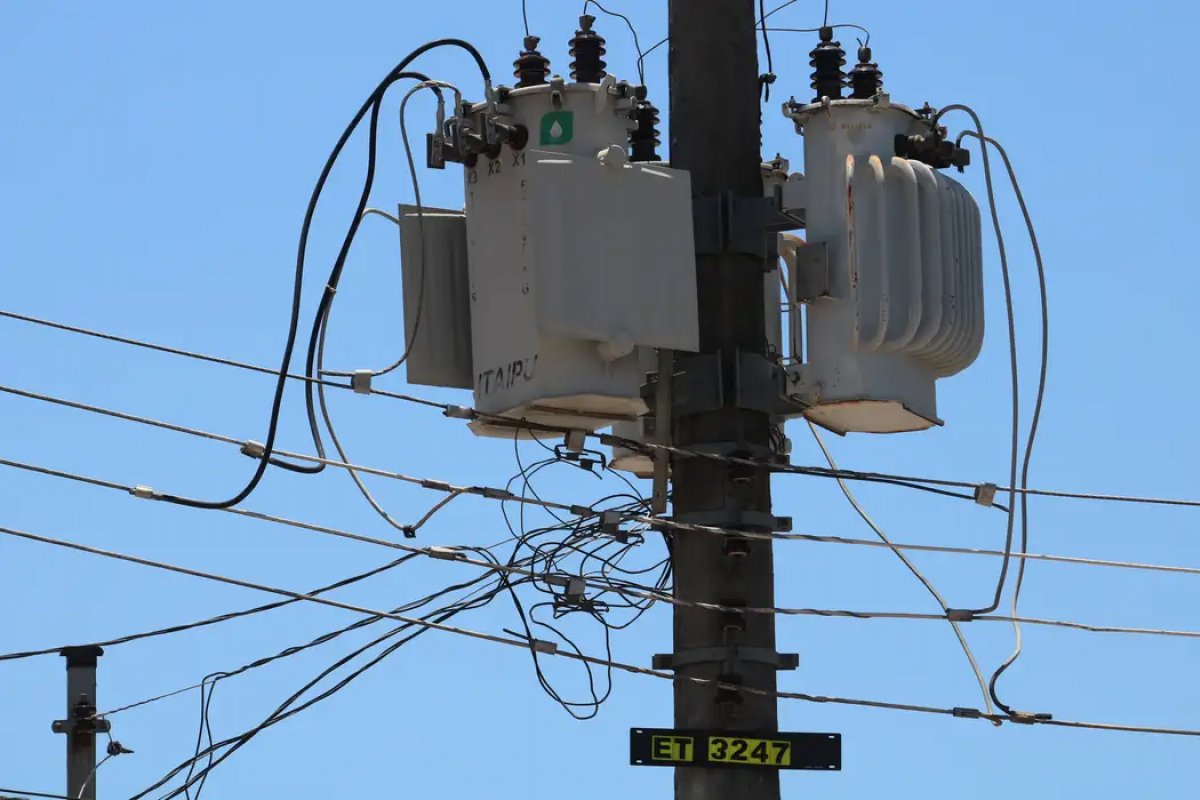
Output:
(692, 193), (803, 260)
(653, 646), (799, 672)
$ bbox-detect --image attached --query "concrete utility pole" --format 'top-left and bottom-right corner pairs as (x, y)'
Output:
(662, 1), (790, 799)
(52, 646), (109, 800)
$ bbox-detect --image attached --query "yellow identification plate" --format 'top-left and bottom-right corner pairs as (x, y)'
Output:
(630, 728), (841, 771)
(707, 736), (792, 767)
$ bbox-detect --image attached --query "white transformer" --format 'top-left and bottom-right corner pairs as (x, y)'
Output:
(401, 70), (697, 438)
(783, 97), (985, 433)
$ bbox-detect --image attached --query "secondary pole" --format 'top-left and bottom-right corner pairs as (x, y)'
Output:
(53, 646), (109, 800)
(665, 2), (784, 799)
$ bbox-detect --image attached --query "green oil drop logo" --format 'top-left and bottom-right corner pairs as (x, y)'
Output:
(540, 111), (574, 145)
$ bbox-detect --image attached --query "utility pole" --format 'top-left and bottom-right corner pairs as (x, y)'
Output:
(660, 2), (792, 799)
(52, 646), (109, 800)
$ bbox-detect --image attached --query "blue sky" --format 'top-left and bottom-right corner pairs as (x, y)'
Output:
(3, 1), (1200, 797)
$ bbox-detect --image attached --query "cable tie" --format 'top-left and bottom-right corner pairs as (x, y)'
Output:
(426, 546), (465, 561)
(351, 371), (373, 395)
(240, 440), (266, 459)
(443, 405), (476, 420)
(130, 485), (157, 500)
(952, 707), (982, 719)
(974, 482), (997, 506)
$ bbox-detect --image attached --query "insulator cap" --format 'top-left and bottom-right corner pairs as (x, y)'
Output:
(514, 35), (551, 87)
(809, 27), (846, 102)
(569, 14), (607, 83)
(849, 45), (883, 99)
(629, 98), (661, 162)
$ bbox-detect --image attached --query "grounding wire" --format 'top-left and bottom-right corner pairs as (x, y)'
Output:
(809, 421), (995, 718)
(11, 521), (1200, 737)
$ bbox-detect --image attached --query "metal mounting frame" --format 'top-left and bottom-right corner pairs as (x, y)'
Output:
(653, 646), (800, 672)
(692, 193), (804, 260)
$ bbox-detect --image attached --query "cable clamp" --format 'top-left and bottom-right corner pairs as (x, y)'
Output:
(419, 479), (452, 492)
(240, 440), (266, 459)
(351, 371), (373, 394)
(569, 504), (593, 517)
(951, 707), (983, 719)
(426, 546), (465, 561)
(544, 574), (572, 588)
(476, 487), (514, 501)
(130, 485), (157, 500)
(974, 483), (998, 506)
(1007, 711), (1054, 725)
(600, 510), (630, 542)
(946, 609), (976, 622)
(531, 639), (558, 655)
(443, 405), (476, 420)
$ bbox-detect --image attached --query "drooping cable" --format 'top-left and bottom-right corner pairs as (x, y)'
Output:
(956, 129), (1051, 716)
(808, 422), (996, 719)
(11, 521), (1200, 737)
(931, 103), (1021, 619)
(140, 39), (487, 510)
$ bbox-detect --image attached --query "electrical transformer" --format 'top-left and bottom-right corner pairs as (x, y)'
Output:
(401, 20), (697, 438)
(781, 33), (985, 434)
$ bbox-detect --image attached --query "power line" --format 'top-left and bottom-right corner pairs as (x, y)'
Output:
(5, 453), (1200, 593)
(4, 456), (1198, 647)
(0, 556), (415, 662)
(10, 309), (1200, 511)
(5, 520), (1200, 738)
(0, 789), (76, 800)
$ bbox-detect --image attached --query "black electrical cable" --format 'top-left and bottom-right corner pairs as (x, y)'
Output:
(157, 38), (489, 510)
(582, 0), (646, 84)
(759, 0), (776, 100)
(129, 574), (515, 800)
(767, 24), (871, 46)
